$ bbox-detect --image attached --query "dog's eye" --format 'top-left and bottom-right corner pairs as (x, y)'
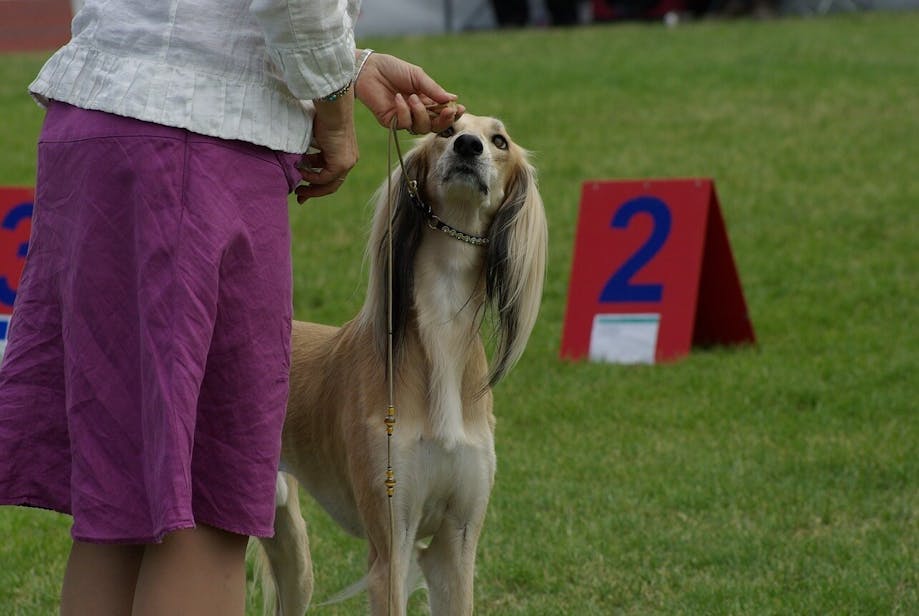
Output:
(492, 134), (509, 150)
(438, 126), (455, 138)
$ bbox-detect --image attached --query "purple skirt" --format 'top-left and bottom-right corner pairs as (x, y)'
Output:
(0, 102), (302, 543)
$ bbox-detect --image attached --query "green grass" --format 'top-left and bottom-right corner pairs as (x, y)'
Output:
(1, 11), (917, 615)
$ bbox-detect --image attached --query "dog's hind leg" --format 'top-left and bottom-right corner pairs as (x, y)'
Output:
(419, 515), (484, 616)
(258, 472), (313, 616)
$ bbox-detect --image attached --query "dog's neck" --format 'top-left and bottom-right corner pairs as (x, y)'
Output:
(411, 229), (489, 449)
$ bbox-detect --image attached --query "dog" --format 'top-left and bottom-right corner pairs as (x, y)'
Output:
(257, 114), (548, 615)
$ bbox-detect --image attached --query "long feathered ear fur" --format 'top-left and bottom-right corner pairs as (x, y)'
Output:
(358, 145), (429, 360)
(484, 152), (548, 387)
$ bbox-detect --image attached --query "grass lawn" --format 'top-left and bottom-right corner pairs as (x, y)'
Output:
(1, 11), (917, 615)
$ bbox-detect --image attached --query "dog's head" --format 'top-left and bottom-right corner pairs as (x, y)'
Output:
(425, 115), (526, 217)
(364, 114), (548, 387)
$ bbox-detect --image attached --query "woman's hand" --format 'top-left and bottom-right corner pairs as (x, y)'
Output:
(295, 52), (462, 203)
(295, 91), (358, 204)
(354, 52), (464, 134)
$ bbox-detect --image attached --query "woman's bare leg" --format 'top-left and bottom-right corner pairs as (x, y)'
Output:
(60, 541), (144, 616)
(131, 524), (249, 616)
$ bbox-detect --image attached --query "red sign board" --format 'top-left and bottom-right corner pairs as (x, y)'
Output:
(560, 179), (754, 363)
(0, 187), (34, 351)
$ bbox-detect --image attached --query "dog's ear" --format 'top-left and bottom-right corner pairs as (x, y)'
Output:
(361, 143), (430, 360)
(484, 152), (548, 386)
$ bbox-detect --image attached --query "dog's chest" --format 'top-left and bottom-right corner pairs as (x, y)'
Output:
(397, 436), (496, 537)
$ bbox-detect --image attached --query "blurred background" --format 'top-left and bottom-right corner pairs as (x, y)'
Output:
(4, 0), (919, 51)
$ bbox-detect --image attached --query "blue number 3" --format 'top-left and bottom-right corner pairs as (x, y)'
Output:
(1, 202), (33, 308)
(599, 196), (671, 303)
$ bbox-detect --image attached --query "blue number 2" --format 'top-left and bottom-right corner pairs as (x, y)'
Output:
(0, 202), (33, 308)
(599, 196), (671, 303)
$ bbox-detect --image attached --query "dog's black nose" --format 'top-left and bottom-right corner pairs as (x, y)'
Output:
(453, 134), (484, 158)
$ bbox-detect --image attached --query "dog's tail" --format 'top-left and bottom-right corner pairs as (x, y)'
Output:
(318, 542), (428, 607)
(251, 472), (313, 616)
(316, 576), (367, 606)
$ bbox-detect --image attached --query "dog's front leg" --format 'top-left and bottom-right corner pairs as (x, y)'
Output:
(365, 520), (415, 616)
(419, 514), (484, 616)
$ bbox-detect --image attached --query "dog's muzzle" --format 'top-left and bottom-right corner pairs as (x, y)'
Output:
(445, 135), (489, 194)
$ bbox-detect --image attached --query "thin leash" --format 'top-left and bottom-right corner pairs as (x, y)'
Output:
(383, 104), (476, 616)
(385, 117), (398, 616)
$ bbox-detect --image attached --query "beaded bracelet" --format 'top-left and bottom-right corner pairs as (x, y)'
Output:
(320, 80), (352, 102)
(318, 49), (373, 102)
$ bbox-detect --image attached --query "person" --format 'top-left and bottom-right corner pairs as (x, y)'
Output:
(491, 0), (531, 27)
(0, 1), (463, 614)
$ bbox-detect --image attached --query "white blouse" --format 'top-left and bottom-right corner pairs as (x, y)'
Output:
(29, 0), (361, 154)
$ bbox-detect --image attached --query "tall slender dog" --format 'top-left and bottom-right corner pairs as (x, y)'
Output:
(258, 114), (547, 615)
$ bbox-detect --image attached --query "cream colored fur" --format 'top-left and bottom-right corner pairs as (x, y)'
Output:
(258, 115), (547, 615)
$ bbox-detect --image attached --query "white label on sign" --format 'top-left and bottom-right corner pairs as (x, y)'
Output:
(588, 313), (660, 365)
